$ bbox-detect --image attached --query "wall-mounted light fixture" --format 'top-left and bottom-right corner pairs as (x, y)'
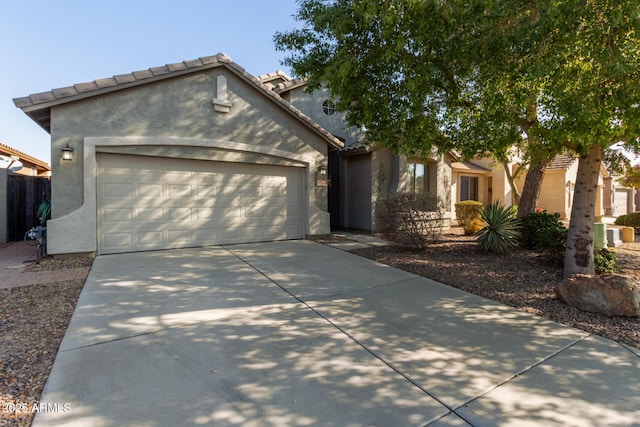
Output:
(61, 144), (73, 161)
(316, 165), (328, 187)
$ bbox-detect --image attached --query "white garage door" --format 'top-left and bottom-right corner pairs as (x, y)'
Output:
(97, 154), (304, 254)
(614, 189), (629, 216)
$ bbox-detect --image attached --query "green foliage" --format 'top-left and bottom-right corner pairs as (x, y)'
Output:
(376, 192), (445, 250)
(594, 248), (618, 275)
(614, 213), (640, 232)
(519, 211), (568, 249)
(454, 200), (484, 235)
(475, 202), (521, 254)
(276, 0), (640, 276)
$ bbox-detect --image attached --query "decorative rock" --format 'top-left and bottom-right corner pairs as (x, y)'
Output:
(557, 274), (640, 317)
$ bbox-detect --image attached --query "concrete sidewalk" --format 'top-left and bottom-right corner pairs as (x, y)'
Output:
(0, 241), (90, 290)
(33, 241), (640, 426)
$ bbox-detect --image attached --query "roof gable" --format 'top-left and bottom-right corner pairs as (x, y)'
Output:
(13, 53), (343, 150)
(0, 142), (50, 172)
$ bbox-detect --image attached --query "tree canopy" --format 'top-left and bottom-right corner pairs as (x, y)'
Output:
(276, 0), (640, 276)
(276, 0), (639, 153)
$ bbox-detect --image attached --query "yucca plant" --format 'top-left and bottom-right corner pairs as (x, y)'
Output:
(475, 201), (521, 253)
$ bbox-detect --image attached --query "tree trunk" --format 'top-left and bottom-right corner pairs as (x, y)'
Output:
(563, 145), (604, 279)
(502, 160), (522, 206)
(516, 157), (550, 219)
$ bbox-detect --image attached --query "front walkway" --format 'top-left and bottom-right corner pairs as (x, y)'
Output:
(0, 241), (90, 290)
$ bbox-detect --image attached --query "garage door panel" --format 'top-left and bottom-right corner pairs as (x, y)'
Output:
(98, 154), (304, 254)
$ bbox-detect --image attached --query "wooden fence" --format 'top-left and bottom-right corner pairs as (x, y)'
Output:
(3, 172), (51, 241)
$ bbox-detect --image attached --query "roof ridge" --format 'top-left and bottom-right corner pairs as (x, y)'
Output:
(14, 53), (232, 109)
(13, 53), (343, 150)
(0, 142), (50, 170)
(255, 70), (291, 82)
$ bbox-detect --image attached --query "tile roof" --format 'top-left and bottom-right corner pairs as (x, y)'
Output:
(273, 77), (309, 94)
(13, 53), (343, 150)
(547, 154), (578, 170)
(255, 70), (291, 87)
(339, 141), (372, 156)
(451, 161), (491, 174)
(0, 142), (50, 171)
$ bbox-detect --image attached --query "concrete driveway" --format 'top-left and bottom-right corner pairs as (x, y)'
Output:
(34, 241), (640, 426)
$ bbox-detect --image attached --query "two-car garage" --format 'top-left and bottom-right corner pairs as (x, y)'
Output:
(97, 153), (304, 254)
(13, 54), (342, 256)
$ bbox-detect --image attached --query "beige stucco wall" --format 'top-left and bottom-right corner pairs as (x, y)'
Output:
(47, 67), (332, 254)
(288, 86), (361, 146)
(538, 160), (605, 219)
(538, 170), (569, 218)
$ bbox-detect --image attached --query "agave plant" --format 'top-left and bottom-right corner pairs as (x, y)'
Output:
(475, 201), (521, 253)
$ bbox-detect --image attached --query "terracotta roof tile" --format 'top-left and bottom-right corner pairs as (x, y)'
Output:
(75, 81), (99, 93)
(13, 97), (33, 108)
(0, 142), (50, 171)
(166, 62), (186, 72)
(200, 55), (220, 65)
(132, 69), (154, 80)
(547, 154), (577, 170)
(52, 86), (78, 98)
(113, 73), (136, 84)
(149, 65), (171, 76)
(94, 77), (118, 88)
(30, 91), (57, 104)
(184, 58), (203, 68)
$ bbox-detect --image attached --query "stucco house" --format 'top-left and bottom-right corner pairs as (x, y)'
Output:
(257, 72), (454, 231)
(14, 53), (343, 255)
(0, 142), (50, 177)
(459, 153), (612, 220)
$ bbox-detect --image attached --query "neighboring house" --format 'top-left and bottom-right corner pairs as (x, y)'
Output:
(0, 143), (51, 243)
(0, 142), (50, 177)
(14, 53), (343, 256)
(258, 73), (453, 231)
(452, 153), (615, 221)
(603, 175), (638, 217)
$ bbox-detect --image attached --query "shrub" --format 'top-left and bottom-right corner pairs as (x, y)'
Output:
(614, 212), (640, 233)
(455, 200), (484, 235)
(376, 192), (445, 250)
(475, 202), (521, 253)
(519, 211), (568, 249)
(594, 248), (618, 274)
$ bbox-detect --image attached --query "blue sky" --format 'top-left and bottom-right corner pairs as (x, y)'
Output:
(1, 0), (301, 165)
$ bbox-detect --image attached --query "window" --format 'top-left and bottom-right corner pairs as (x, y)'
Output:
(322, 100), (336, 115)
(460, 176), (478, 201)
(408, 163), (427, 193)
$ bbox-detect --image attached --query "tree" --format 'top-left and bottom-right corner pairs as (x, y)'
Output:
(275, 0), (640, 278)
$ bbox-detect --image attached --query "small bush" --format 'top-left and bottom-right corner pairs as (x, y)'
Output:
(376, 192), (445, 250)
(519, 211), (568, 249)
(466, 217), (486, 235)
(475, 202), (521, 253)
(455, 200), (484, 235)
(614, 212), (640, 233)
(594, 248), (618, 274)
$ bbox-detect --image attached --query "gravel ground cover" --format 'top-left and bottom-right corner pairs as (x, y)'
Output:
(1, 256), (91, 427)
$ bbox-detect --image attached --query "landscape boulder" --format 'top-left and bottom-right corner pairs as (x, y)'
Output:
(557, 274), (640, 317)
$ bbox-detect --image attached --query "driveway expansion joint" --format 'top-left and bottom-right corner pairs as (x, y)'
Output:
(225, 245), (456, 414)
(450, 333), (593, 414)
